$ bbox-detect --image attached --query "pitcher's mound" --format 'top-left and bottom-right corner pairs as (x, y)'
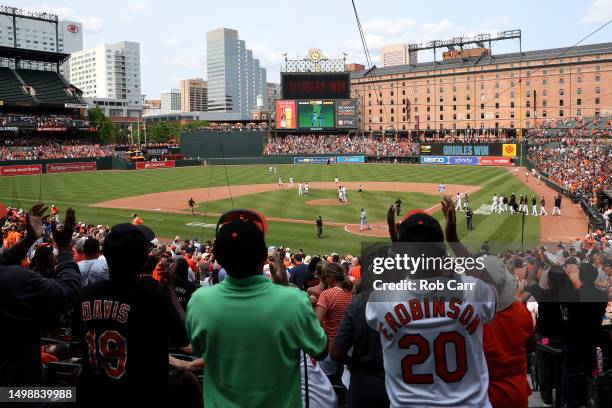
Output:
(306, 199), (351, 206)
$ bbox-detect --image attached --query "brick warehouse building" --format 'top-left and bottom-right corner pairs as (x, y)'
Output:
(350, 42), (611, 134)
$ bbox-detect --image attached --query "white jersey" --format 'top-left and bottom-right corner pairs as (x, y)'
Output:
(438, 184), (445, 194)
(366, 275), (496, 408)
(305, 184), (310, 191)
(334, 177), (339, 183)
(492, 195), (498, 205)
(300, 352), (337, 408)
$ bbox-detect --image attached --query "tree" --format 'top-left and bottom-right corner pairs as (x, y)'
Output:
(88, 107), (120, 144)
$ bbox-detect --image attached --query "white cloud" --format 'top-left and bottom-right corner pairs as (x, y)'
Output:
(128, 0), (152, 13)
(28, 3), (103, 33)
(581, 0), (612, 23)
(163, 37), (184, 48)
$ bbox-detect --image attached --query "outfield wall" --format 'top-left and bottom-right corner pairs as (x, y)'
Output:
(180, 130), (267, 159)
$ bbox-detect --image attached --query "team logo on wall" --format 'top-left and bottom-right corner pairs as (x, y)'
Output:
(67, 24), (79, 33)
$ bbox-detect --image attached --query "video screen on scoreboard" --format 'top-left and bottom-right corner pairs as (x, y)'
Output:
(297, 100), (335, 130)
(282, 73), (350, 100)
(335, 99), (358, 128)
(275, 100), (297, 129)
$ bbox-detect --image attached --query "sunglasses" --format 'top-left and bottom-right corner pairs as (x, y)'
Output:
(215, 209), (268, 237)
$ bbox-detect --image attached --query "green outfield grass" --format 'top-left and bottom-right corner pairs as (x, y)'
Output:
(0, 164), (540, 254)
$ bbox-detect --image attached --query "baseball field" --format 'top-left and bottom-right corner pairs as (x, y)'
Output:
(0, 163), (546, 254)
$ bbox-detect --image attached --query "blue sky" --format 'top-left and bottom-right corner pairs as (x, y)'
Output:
(13, 0), (612, 98)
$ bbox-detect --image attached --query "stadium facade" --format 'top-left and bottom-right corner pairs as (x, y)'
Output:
(351, 42), (611, 132)
(206, 28), (267, 119)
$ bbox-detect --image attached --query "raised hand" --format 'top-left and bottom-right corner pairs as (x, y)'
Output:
(441, 197), (458, 242)
(26, 203), (48, 240)
(387, 205), (399, 242)
(52, 208), (76, 251)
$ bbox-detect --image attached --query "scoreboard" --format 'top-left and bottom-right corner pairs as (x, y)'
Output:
(281, 72), (350, 100)
(276, 72), (356, 130)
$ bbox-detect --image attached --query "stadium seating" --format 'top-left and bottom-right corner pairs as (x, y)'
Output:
(17, 69), (83, 105)
(0, 67), (35, 104)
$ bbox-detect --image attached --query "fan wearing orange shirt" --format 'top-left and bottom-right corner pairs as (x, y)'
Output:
(132, 213), (144, 225)
(484, 300), (535, 408)
(50, 204), (60, 222)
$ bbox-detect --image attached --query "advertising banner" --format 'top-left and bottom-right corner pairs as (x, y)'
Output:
(336, 156), (365, 163)
(294, 157), (337, 164)
(479, 156), (513, 166)
(449, 156), (480, 165)
(135, 160), (176, 170)
(420, 156), (449, 165)
(335, 100), (358, 128)
(46, 162), (97, 173)
(420, 156), (513, 166)
(36, 127), (68, 132)
(275, 100), (297, 129)
(420, 143), (516, 157)
(0, 127), (19, 133)
(0, 164), (43, 176)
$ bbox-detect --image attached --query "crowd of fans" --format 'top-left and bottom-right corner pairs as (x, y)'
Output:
(0, 139), (114, 161)
(526, 117), (611, 139)
(264, 134), (420, 156)
(1, 198), (611, 407)
(528, 137), (612, 204)
(0, 114), (88, 128)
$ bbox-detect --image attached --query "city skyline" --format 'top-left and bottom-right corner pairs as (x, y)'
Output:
(9, 0), (612, 98)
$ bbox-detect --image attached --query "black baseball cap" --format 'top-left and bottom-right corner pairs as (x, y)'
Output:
(83, 237), (100, 255)
(214, 219), (267, 277)
(398, 210), (444, 243)
(104, 223), (156, 281)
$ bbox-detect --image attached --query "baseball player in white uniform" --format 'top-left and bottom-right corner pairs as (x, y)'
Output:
(531, 196), (538, 216)
(304, 183), (310, 196)
(338, 187), (344, 203)
(455, 193), (463, 212)
(334, 176), (339, 185)
(298, 183), (303, 196)
(491, 194), (499, 213)
(278, 176), (283, 188)
(289, 176), (294, 187)
(341, 186), (347, 203)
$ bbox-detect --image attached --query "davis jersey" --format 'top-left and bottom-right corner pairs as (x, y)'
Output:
(366, 275), (496, 407)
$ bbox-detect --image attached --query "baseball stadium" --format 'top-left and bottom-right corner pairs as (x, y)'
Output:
(1, 2), (611, 408)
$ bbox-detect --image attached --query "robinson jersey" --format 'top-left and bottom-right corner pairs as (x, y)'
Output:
(366, 275), (496, 407)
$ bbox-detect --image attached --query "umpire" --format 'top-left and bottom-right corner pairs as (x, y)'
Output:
(315, 216), (323, 239)
(466, 207), (474, 230)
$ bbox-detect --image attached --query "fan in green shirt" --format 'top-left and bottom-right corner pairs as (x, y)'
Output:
(186, 210), (327, 407)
